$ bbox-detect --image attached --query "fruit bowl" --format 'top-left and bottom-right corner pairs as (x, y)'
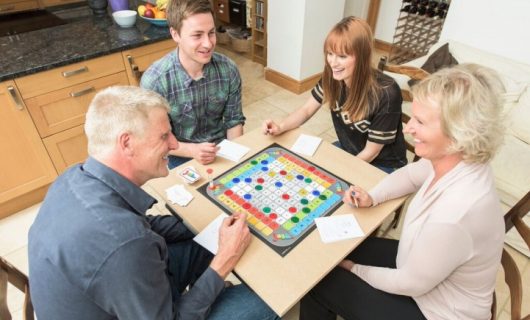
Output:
(140, 15), (168, 27)
(140, 16), (167, 27)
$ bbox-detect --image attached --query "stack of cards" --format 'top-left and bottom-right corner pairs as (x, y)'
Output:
(178, 166), (201, 184)
(166, 184), (194, 206)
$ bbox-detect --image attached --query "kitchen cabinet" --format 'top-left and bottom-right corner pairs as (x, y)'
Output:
(122, 39), (175, 86)
(39, 0), (82, 7)
(1, 40), (173, 218)
(213, 0), (230, 24)
(0, 0), (40, 15)
(15, 53), (129, 175)
(0, 81), (57, 219)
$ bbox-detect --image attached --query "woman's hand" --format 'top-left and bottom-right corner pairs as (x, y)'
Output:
(343, 185), (374, 208)
(262, 119), (282, 136)
(338, 259), (354, 271)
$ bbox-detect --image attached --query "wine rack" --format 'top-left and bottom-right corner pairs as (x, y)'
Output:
(389, 0), (451, 64)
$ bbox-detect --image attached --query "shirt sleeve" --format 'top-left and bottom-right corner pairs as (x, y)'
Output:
(369, 158), (432, 205)
(352, 222), (472, 297)
(147, 215), (195, 243)
(367, 80), (403, 144)
(310, 79), (324, 104)
(222, 62), (245, 130)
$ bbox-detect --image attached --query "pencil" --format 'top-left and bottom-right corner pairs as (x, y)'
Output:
(351, 191), (359, 208)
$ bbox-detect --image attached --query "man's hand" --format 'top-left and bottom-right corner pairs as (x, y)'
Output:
(262, 120), (282, 136)
(191, 142), (219, 164)
(209, 213), (251, 279)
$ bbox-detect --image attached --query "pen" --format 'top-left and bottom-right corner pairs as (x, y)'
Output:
(351, 191), (359, 208)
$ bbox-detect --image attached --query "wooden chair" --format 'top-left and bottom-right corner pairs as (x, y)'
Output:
(492, 190), (530, 320)
(377, 56), (426, 232)
(0, 257), (34, 320)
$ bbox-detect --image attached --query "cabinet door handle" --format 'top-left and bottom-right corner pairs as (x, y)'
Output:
(7, 86), (23, 111)
(126, 55), (142, 80)
(62, 66), (89, 78)
(69, 87), (96, 97)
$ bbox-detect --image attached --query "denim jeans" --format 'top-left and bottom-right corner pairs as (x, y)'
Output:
(331, 141), (397, 174)
(167, 242), (279, 320)
(168, 155), (191, 170)
(208, 284), (280, 320)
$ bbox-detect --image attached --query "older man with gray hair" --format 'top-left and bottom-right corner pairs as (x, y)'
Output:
(28, 86), (279, 320)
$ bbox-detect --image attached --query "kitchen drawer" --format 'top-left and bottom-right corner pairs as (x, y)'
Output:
(43, 124), (88, 174)
(0, 0), (39, 14)
(122, 39), (174, 85)
(25, 72), (129, 138)
(15, 53), (125, 99)
(214, 0), (230, 23)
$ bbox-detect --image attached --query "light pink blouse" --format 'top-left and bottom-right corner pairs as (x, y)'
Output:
(352, 159), (504, 320)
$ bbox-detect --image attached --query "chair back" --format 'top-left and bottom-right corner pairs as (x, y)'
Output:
(0, 257), (34, 320)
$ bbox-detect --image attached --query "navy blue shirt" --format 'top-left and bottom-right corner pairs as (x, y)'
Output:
(29, 157), (224, 319)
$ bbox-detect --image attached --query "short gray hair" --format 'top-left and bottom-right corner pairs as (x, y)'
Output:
(85, 86), (170, 158)
(412, 63), (506, 163)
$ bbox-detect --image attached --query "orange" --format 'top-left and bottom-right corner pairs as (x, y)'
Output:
(155, 10), (166, 19)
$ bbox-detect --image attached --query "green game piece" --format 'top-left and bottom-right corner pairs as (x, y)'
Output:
(300, 198), (309, 205)
(251, 160), (258, 165)
(319, 194), (327, 201)
(291, 216), (300, 223)
(263, 207), (271, 213)
(302, 207), (311, 214)
(283, 221), (295, 230)
(304, 177), (312, 183)
(255, 185), (263, 191)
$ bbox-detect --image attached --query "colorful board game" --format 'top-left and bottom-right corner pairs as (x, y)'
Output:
(199, 143), (350, 256)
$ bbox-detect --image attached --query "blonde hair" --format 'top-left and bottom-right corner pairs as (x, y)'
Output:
(85, 86), (170, 158)
(412, 63), (506, 163)
(322, 16), (379, 121)
(167, 0), (213, 34)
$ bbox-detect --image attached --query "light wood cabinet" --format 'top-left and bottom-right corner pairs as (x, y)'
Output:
(38, 0), (82, 7)
(15, 54), (129, 175)
(0, 81), (57, 218)
(0, 0), (40, 14)
(2, 40), (174, 218)
(251, 0), (267, 66)
(122, 39), (175, 86)
(43, 124), (88, 174)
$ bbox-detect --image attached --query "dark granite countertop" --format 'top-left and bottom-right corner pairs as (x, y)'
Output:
(0, 4), (172, 82)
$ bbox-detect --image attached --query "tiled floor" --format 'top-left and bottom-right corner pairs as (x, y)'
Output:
(1, 47), (528, 319)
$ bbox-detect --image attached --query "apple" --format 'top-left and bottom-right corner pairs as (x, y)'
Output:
(144, 9), (155, 18)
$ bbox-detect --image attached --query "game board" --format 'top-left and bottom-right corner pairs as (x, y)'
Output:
(199, 143), (350, 256)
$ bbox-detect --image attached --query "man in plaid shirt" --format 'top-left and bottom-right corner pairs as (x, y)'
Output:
(141, 0), (245, 169)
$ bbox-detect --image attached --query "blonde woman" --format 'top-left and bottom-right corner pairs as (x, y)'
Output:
(262, 17), (407, 173)
(300, 64), (506, 320)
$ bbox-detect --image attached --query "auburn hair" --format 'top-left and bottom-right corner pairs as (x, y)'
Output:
(321, 17), (380, 121)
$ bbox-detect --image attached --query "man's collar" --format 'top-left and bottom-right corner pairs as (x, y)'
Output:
(83, 157), (157, 215)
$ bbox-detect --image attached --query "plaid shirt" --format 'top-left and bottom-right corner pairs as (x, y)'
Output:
(141, 49), (245, 143)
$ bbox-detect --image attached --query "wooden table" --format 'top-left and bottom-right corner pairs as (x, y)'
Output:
(147, 127), (406, 316)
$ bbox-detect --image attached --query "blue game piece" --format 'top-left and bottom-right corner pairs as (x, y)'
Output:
(296, 174), (304, 180)
(261, 160), (269, 165)
(312, 190), (320, 196)
(232, 177), (240, 183)
(244, 194), (252, 200)
(261, 166), (269, 172)
(275, 181), (283, 188)
(245, 177), (252, 183)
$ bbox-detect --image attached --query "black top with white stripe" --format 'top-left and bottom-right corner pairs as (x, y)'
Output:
(311, 71), (407, 169)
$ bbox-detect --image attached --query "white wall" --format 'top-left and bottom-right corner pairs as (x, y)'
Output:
(440, 0), (530, 65)
(343, 0), (370, 19)
(373, 0), (401, 43)
(268, 0), (344, 80)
